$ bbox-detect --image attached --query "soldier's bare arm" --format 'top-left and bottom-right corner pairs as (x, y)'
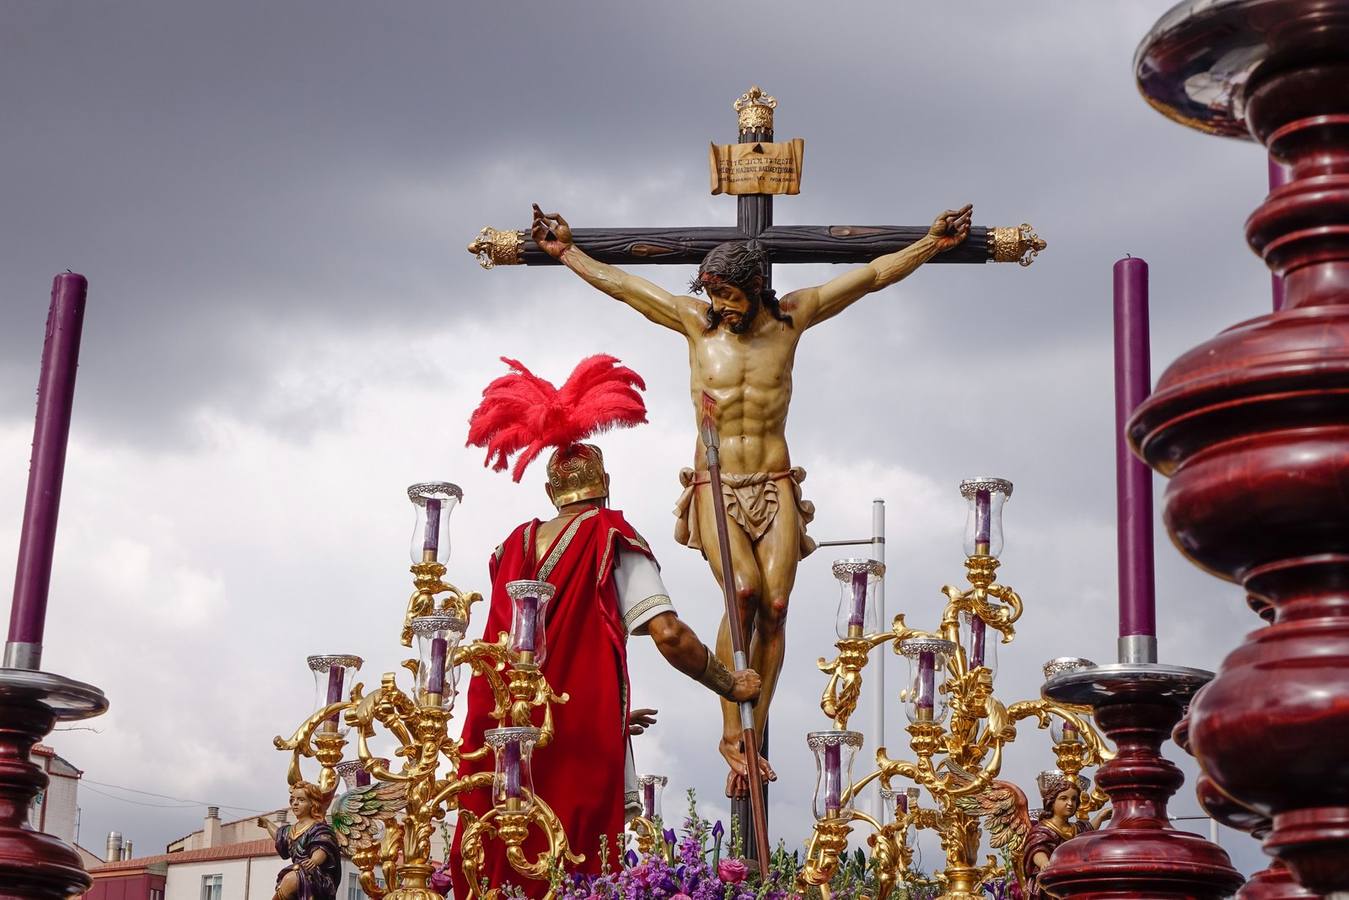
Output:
(645, 611), (761, 702)
(531, 205), (698, 333)
(789, 204), (972, 328)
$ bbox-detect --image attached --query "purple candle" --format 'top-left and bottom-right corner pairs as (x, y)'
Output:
(326, 665), (345, 704)
(427, 636), (448, 695)
(325, 665), (344, 728)
(974, 489), (991, 553)
(7, 273), (88, 670)
(895, 790), (909, 816)
(1269, 157), (1291, 312)
(916, 650), (936, 720)
(1113, 258), (1157, 654)
(423, 498), (441, 556)
(516, 594), (538, 653)
(643, 781), (656, 818)
(969, 616), (987, 668)
(847, 571), (867, 631)
(504, 740), (522, 799)
(356, 768), (371, 788)
(824, 743), (841, 816)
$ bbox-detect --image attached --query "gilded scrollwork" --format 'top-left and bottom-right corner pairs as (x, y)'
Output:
(817, 614), (920, 729)
(459, 795), (582, 900)
(990, 223), (1047, 267)
(276, 561), (576, 900)
(733, 85), (777, 133)
(940, 556), (1023, 643)
(797, 551), (1111, 900)
(467, 227), (526, 269)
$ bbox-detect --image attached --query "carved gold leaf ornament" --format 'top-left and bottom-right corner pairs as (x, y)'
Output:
(990, 223), (1047, 266)
(733, 84), (778, 133)
(467, 226), (525, 269)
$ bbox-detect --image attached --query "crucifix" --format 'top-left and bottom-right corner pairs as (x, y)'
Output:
(467, 86), (1045, 857)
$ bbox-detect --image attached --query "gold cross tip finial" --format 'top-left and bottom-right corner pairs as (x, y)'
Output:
(734, 85), (777, 133)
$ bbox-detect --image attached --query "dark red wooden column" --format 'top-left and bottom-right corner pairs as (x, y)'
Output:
(1131, 1), (1349, 894)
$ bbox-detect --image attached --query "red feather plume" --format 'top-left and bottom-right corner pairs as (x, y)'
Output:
(466, 355), (648, 482)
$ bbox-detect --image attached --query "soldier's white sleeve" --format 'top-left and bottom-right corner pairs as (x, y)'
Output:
(614, 547), (676, 636)
(624, 739), (640, 821)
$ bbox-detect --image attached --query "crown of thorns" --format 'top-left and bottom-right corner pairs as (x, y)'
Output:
(689, 241), (769, 295)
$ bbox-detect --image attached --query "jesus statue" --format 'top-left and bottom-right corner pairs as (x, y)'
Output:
(530, 201), (973, 793)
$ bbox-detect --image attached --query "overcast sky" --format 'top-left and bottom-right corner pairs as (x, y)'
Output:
(2, 0), (1278, 879)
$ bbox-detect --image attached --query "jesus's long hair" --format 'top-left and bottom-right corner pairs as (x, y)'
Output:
(690, 240), (793, 332)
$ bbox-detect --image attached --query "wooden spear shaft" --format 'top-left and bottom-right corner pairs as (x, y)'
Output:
(698, 393), (771, 876)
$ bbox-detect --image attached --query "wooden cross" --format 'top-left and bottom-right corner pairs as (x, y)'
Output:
(468, 86), (1044, 280)
(466, 84), (1045, 858)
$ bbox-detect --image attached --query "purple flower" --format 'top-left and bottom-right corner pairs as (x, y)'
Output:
(717, 858), (748, 884)
(428, 861), (453, 895)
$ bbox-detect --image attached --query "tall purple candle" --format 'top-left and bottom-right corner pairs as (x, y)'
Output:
(824, 743), (841, 815)
(974, 489), (991, 552)
(847, 571), (867, 630)
(916, 650), (936, 719)
(427, 636), (448, 695)
(423, 498), (441, 556)
(326, 665), (345, 704)
(356, 768), (371, 788)
(643, 781), (656, 818)
(516, 594), (538, 653)
(1269, 157), (1291, 311)
(1114, 258), (1157, 655)
(504, 740), (522, 799)
(969, 616), (987, 668)
(7, 273), (88, 669)
(895, 789), (909, 816)
(325, 665), (345, 727)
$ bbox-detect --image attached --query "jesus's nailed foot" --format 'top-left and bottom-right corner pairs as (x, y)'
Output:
(719, 736), (776, 798)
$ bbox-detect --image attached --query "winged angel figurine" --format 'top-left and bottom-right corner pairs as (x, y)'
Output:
(955, 771), (1108, 900)
(258, 779), (407, 900)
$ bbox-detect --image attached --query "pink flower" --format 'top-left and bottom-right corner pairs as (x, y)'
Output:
(672, 894), (693, 900)
(718, 858), (748, 884)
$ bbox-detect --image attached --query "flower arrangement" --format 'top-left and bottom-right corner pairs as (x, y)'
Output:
(548, 791), (797, 900)
(428, 790), (1008, 900)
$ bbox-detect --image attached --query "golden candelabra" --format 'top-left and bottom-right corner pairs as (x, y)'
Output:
(799, 478), (1113, 900)
(273, 482), (580, 900)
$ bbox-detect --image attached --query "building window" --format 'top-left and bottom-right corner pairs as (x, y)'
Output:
(151, 891), (163, 900)
(348, 879), (364, 900)
(201, 874), (223, 900)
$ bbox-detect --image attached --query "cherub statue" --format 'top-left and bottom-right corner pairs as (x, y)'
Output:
(956, 770), (1109, 900)
(258, 778), (407, 900)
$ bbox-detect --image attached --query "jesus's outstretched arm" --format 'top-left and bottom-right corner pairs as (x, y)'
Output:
(531, 205), (696, 333)
(789, 203), (973, 328)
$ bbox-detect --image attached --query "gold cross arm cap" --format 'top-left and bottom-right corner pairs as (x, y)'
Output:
(990, 224), (1047, 266)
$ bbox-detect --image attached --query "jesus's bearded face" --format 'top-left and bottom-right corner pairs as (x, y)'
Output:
(706, 281), (761, 334)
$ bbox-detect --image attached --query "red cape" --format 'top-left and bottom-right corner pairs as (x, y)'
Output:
(450, 507), (653, 897)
